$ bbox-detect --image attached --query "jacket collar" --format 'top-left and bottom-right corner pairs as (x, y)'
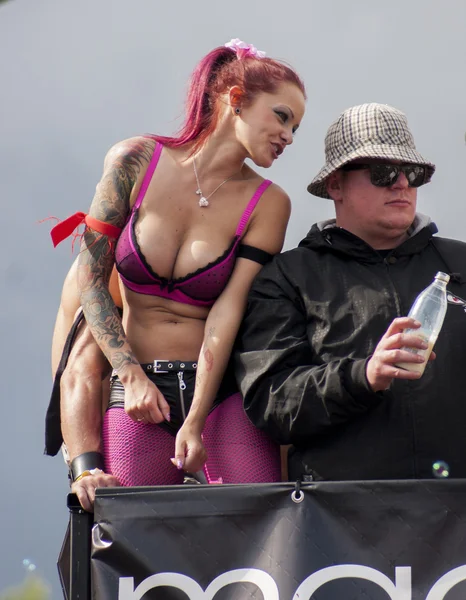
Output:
(299, 213), (438, 263)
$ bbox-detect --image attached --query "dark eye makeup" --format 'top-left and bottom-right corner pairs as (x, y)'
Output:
(274, 109), (288, 122)
(274, 108), (299, 135)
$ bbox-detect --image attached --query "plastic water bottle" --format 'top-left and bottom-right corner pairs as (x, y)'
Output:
(396, 271), (450, 374)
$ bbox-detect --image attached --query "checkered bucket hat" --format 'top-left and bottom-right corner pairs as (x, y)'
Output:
(308, 103), (436, 199)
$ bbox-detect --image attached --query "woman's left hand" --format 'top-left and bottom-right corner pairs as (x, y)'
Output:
(172, 421), (207, 473)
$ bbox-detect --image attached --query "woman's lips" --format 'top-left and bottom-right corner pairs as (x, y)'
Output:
(271, 143), (283, 160)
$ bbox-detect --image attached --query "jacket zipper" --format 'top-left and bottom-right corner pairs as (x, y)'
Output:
(384, 258), (417, 477)
(383, 258), (402, 316)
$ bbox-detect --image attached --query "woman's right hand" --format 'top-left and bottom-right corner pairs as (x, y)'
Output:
(119, 365), (171, 424)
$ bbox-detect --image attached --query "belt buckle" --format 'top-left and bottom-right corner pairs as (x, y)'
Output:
(152, 360), (169, 374)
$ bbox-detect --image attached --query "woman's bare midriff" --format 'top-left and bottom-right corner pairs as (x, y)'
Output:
(121, 287), (209, 363)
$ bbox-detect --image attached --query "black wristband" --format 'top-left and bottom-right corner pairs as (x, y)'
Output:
(70, 451), (105, 482)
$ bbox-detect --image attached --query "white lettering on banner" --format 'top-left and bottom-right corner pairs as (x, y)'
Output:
(292, 565), (411, 600)
(425, 566), (466, 600)
(118, 565), (466, 600)
(118, 568), (279, 600)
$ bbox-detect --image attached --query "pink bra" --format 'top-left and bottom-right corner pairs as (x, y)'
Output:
(115, 143), (273, 307)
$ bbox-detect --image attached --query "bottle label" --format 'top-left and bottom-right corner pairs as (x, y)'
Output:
(395, 330), (434, 375)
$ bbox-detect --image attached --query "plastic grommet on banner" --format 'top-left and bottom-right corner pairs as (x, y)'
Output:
(291, 479), (304, 504)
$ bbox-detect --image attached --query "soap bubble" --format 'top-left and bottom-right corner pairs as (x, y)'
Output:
(432, 460), (450, 478)
(22, 558), (37, 571)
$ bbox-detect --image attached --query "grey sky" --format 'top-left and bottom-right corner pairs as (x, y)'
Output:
(1, 0), (465, 596)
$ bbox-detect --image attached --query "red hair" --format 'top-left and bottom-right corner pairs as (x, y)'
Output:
(148, 45), (306, 154)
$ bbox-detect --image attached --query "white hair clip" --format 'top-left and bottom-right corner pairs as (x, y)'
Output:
(225, 38), (266, 59)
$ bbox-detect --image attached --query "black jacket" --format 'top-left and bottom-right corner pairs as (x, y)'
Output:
(236, 217), (466, 481)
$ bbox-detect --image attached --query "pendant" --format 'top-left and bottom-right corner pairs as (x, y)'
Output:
(199, 197), (209, 207)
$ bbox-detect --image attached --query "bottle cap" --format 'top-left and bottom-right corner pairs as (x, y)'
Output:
(434, 271), (450, 284)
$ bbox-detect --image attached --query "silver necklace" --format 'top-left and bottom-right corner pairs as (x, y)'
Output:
(192, 156), (235, 208)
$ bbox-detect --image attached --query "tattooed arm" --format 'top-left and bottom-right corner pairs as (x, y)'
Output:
(77, 137), (170, 424)
(172, 183), (291, 473)
(51, 257), (122, 378)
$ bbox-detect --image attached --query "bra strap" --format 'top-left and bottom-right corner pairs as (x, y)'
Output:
(235, 179), (272, 236)
(133, 142), (163, 210)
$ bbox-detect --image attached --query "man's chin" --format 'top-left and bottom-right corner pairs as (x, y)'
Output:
(384, 214), (415, 232)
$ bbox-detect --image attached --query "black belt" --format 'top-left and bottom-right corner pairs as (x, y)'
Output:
(141, 360), (198, 374)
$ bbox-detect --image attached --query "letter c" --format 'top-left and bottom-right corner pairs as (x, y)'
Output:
(425, 565), (466, 600)
(292, 565), (412, 600)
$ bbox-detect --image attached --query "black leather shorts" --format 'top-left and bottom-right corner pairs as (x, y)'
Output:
(108, 359), (238, 435)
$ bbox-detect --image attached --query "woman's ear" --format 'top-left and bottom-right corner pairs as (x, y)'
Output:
(228, 85), (245, 114)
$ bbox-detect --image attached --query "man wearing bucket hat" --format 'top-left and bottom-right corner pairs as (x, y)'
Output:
(236, 103), (466, 481)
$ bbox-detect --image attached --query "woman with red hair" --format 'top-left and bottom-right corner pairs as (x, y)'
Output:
(46, 39), (306, 510)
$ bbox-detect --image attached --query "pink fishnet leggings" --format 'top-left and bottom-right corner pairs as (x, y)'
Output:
(102, 393), (281, 486)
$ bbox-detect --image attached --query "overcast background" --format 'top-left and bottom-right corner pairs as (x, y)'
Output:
(1, 0), (465, 596)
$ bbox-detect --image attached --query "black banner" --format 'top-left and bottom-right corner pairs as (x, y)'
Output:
(92, 481), (466, 599)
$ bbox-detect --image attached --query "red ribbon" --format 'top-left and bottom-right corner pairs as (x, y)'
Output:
(50, 212), (122, 248)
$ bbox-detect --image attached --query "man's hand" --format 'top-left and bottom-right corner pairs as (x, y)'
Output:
(71, 469), (120, 512)
(366, 317), (435, 392)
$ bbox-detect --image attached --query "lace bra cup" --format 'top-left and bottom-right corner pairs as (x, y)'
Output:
(114, 143), (272, 307)
(115, 216), (240, 305)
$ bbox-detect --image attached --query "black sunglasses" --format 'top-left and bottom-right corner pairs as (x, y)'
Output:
(340, 162), (429, 188)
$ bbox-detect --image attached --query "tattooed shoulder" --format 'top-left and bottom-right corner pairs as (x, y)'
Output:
(104, 136), (156, 182)
(90, 136), (157, 228)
